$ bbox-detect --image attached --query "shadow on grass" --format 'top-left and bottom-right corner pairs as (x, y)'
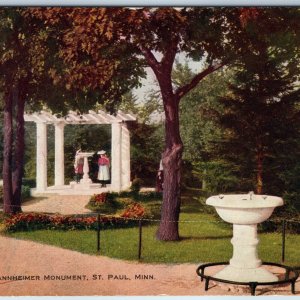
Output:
(179, 235), (232, 241)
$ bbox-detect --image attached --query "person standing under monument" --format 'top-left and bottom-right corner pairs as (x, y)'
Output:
(97, 150), (110, 187)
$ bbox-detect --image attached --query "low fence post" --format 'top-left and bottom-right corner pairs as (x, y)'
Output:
(138, 219), (143, 260)
(282, 219), (286, 263)
(97, 214), (100, 252)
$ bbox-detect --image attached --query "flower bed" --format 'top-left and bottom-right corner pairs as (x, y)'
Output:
(120, 202), (146, 219)
(4, 213), (123, 232)
(90, 193), (108, 203)
(86, 192), (121, 214)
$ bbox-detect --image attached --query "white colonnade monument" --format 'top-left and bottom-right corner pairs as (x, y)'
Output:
(24, 110), (135, 195)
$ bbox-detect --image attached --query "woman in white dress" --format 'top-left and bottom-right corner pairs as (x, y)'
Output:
(97, 150), (110, 187)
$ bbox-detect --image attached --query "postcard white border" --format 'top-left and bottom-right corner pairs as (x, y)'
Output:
(0, 1), (298, 300)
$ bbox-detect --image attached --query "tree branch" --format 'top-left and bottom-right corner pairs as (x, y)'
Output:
(161, 35), (179, 75)
(139, 45), (160, 72)
(175, 62), (227, 100)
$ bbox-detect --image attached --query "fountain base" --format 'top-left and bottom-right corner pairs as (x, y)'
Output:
(214, 265), (278, 283)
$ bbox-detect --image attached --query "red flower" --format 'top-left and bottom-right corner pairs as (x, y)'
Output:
(120, 203), (145, 219)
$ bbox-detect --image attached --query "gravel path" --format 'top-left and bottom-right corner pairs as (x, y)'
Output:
(22, 195), (92, 215)
(0, 236), (299, 296)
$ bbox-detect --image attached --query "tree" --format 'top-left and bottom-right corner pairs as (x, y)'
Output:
(0, 7), (146, 214)
(218, 41), (300, 194)
(30, 7), (300, 240)
(0, 8), (41, 213)
(173, 62), (238, 191)
(0, 8), (66, 213)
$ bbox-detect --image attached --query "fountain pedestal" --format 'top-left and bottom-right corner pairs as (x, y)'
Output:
(206, 193), (283, 283)
(214, 224), (278, 282)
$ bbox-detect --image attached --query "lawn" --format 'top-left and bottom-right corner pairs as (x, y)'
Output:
(6, 212), (300, 266)
(3, 189), (300, 266)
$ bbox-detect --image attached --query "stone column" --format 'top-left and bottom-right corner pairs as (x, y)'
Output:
(54, 122), (65, 186)
(80, 154), (92, 184)
(36, 122), (47, 191)
(121, 123), (131, 189)
(111, 122), (122, 191)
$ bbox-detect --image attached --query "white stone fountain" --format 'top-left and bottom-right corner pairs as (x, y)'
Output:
(206, 192), (283, 283)
(70, 152), (101, 190)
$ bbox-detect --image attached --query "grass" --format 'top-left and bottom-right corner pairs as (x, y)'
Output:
(6, 212), (300, 266)
(3, 189), (300, 266)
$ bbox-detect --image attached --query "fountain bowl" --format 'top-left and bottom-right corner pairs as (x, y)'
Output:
(206, 194), (283, 225)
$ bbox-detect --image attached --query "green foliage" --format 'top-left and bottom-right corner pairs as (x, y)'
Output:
(21, 185), (31, 200)
(22, 178), (36, 188)
(217, 39), (300, 195)
(136, 191), (162, 202)
(129, 122), (164, 186)
(177, 64), (233, 162)
(86, 193), (121, 214)
(116, 91), (163, 124)
(85, 191), (162, 221)
(0, 185), (31, 202)
(194, 160), (240, 194)
(280, 156), (300, 213)
(175, 63), (237, 193)
(26, 8), (147, 114)
(130, 178), (142, 193)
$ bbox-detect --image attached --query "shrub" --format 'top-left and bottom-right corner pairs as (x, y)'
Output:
(86, 193), (121, 214)
(0, 185), (31, 204)
(131, 178), (142, 193)
(4, 213), (123, 232)
(137, 191), (162, 201)
(22, 178), (36, 188)
(120, 202), (145, 219)
(21, 185), (31, 200)
(90, 193), (107, 204)
(117, 191), (134, 198)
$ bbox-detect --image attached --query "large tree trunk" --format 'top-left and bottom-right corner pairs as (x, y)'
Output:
(142, 45), (184, 241)
(156, 93), (183, 241)
(2, 88), (13, 214)
(256, 151), (263, 194)
(140, 42), (223, 241)
(12, 81), (26, 213)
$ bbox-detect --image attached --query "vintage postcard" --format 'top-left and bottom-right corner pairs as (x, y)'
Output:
(0, 4), (299, 297)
